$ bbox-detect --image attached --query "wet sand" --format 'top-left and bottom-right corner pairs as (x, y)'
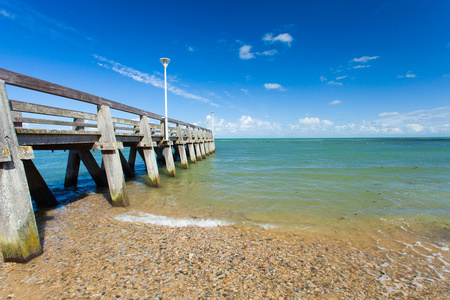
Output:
(0, 195), (448, 299)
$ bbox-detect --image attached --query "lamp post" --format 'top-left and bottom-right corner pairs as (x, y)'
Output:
(211, 111), (215, 138)
(160, 58), (170, 142)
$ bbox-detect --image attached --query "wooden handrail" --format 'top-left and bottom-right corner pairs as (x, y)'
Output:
(0, 68), (210, 131)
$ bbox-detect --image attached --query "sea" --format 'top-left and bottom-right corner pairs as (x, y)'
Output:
(30, 137), (450, 292)
(34, 138), (449, 249)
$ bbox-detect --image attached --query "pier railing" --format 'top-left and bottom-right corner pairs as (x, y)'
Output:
(0, 68), (215, 263)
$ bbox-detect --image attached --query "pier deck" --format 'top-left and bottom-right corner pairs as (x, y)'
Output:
(0, 68), (215, 262)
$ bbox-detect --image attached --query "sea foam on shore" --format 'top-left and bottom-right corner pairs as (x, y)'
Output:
(115, 211), (230, 228)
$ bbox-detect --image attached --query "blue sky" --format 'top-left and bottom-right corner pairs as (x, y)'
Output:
(1, 0), (449, 138)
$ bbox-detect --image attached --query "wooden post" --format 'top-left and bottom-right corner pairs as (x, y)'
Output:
(161, 120), (176, 177)
(65, 119), (84, 187)
(186, 127), (196, 163)
(0, 80), (42, 263)
(97, 105), (129, 207)
(128, 147), (137, 170)
(176, 124), (189, 169)
(138, 116), (160, 187)
(64, 150), (81, 187)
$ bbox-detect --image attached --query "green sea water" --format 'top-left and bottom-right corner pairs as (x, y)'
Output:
(34, 138), (450, 239)
(32, 138), (450, 288)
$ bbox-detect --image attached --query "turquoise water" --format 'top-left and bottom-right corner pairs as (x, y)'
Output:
(34, 138), (450, 237)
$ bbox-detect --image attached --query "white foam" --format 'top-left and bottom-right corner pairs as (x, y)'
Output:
(115, 211), (230, 228)
(256, 223), (278, 230)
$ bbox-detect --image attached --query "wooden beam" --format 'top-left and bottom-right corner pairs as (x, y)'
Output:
(22, 159), (59, 207)
(118, 149), (135, 178)
(77, 150), (108, 187)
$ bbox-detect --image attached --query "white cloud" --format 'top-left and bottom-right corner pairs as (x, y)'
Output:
(187, 46), (194, 52)
(264, 83), (286, 91)
(336, 75), (348, 80)
(406, 124), (424, 132)
(379, 112), (399, 117)
(298, 117), (334, 126)
(93, 55), (219, 107)
(0, 9), (13, 19)
(320, 76), (327, 82)
(239, 45), (255, 59)
(353, 65), (370, 69)
(351, 56), (379, 63)
(327, 80), (343, 86)
(329, 100), (341, 105)
(241, 88), (249, 94)
(258, 49), (278, 56)
(398, 71), (416, 78)
(0, 1), (91, 44)
(211, 115), (282, 136)
(263, 33), (293, 46)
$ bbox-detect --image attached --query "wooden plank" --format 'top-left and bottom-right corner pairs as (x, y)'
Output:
(21, 118), (97, 128)
(111, 117), (140, 127)
(10, 100), (97, 121)
(1, 69), (211, 131)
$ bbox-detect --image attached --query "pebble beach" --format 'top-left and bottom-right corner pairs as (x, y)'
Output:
(0, 194), (448, 299)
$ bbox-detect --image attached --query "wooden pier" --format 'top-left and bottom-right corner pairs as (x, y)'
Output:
(0, 68), (215, 263)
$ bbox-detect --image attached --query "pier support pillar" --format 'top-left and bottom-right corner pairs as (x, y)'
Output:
(138, 116), (160, 187)
(194, 143), (202, 161)
(162, 144), (176, 177)
(97, 105), (129, 207)
(187, 143), (196, 163)
(205, 142), (211, 156)
(200, 142), (207, 159)
(0, 80), (42, 263)
(64, 150), (81, 187)
(176, 143), (189, 169)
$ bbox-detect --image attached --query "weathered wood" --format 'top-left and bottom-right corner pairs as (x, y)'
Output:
(177, 144), (189, 169)
(200, 142), (207, 159)
(187, 143), (196, 163)
(128, 146), (137, 170)
(118, 150), (135, 178)
(1, 69), (209, 130)
(64, 150), (81, 187)
(195, 143), (202, 161)
(10, 100), (97, 121)
(77, 150), (108, 187)
(139, 116), (160, 187)
(111, 117), (140, 127)
(97, 105), (129, 207)
(22, 159), (59, 207)
(0, 80), (42, 263)
(164, 145), (176, 177)
(20, 118), (98, 128)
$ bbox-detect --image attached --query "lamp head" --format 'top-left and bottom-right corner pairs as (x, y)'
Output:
(160, 58), (170, 68)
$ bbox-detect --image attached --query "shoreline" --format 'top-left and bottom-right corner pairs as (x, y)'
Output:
(1, 194), (449, 299)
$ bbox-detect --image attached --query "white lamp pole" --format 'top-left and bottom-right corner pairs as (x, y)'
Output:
(211, 111), (215, 138)
(160, 58), (170, 142)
